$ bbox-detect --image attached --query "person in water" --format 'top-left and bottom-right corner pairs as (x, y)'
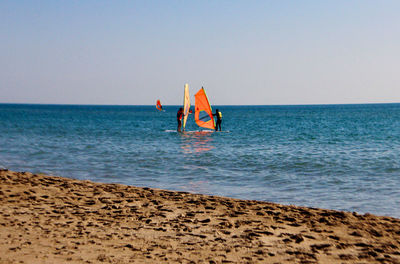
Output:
(177, 107), (184, 132)
(213, 109), (222, 131)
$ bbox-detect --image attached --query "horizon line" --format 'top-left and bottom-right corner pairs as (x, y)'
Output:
(1, 102), (399, 107)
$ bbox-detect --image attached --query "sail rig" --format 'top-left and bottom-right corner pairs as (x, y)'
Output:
(182, 83), (190, 131)
(194, 87), (215, 130)
(156, 99), (163, 111)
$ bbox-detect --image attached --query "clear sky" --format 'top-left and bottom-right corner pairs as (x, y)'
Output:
(1, 1), (400, 105)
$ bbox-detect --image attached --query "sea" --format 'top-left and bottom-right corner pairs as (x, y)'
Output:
(0, 103), (399, 218)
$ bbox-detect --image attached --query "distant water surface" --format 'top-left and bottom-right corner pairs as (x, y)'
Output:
(0, 103), (399, 218)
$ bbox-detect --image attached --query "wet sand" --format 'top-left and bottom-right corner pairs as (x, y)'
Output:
(0, 169), (399, 263)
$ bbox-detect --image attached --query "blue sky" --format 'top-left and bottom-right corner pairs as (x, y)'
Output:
(1, 1), (400, 105)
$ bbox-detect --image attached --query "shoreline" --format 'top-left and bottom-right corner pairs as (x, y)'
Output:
(1, 169), (399, 263)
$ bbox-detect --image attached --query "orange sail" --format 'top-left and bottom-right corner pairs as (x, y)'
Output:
(194, 87), (215, 130)
(156, 99), (163, 111)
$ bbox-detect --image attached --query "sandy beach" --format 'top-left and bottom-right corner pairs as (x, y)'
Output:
(0, 169), (399, 263)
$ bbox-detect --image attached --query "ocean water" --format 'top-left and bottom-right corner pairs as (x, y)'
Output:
(0, 103), (399, 218)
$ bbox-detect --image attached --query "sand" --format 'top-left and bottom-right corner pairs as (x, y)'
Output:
(0, 169), (399, 263)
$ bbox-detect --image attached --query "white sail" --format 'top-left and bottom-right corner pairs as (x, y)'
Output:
(183, 83), (190, 131)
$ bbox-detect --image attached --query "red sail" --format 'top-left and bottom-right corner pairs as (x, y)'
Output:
(156, 100), (163, 111)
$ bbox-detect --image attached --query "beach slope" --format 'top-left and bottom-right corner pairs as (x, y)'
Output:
(0, 169), (399, 263)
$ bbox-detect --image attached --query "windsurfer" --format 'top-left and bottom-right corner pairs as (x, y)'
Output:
(156, 100), (163, 111)
(177, 107), (184, 132)
(213, 109), (222, 131)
